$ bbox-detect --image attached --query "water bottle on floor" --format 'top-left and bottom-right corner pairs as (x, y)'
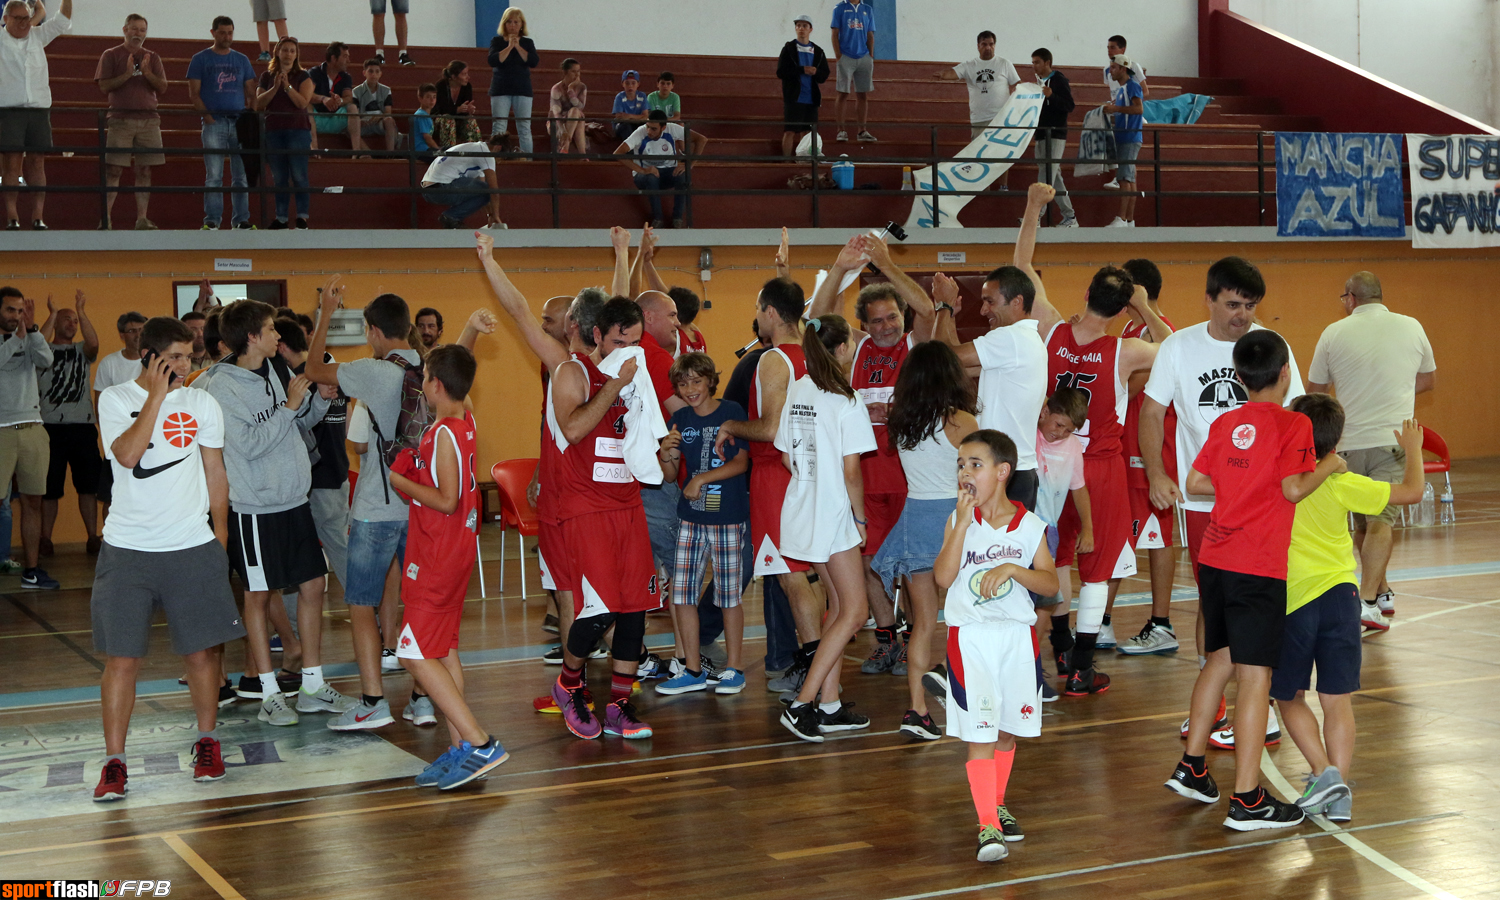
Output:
(1417, 482), (1435, 527)
(1439, 485), (1455, 524)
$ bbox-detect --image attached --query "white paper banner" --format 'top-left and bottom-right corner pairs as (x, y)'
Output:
(1407, 134), (1500, 248)
(904, 83), (1044, 229)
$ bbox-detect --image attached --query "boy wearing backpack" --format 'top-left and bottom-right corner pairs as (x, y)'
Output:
(306, 276), (496, 731)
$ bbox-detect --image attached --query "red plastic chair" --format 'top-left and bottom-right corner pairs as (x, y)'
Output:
(491, 458), (541, 600)
(1423, 427), (1453, 520)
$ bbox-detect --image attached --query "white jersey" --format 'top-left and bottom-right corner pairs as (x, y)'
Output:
(944, 504), (1048, 628)
(774, 376), (877, 563)
(1034, 431), (1085, 527)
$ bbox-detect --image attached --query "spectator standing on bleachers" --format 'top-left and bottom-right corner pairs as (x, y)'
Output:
(1031, 48), (1076, 227)
(487, 7), (538, 155)
(549, 58), (587, 155)
(37, 291), (101, 557)
(308, 42), (359, 153)
(941, 31), (1019, 140)
(255, 36), (314, 230)
(776, 15), (830, 158)
(250, 0), (288, 63)
(433, 60), (482, 149)
(829, 0), (875, 143)
(647, 72), (680, 121)
(94, 14), (166, 231)
(369, 0), (413, 68)
(412, 83), (439, 158)
(0, 287), (56, 589)
(353, 58), (398, 153)
(187, 16), (257, 230)
(420, 133), (508, 228)
(0, 0), (71, 231)
(1101, 34), (1145, 191)
(1103, 55), (1142, 228)
(613, 70), (649, 143)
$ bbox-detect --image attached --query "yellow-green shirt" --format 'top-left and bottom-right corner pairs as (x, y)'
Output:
(1287, 471), (1390, 613)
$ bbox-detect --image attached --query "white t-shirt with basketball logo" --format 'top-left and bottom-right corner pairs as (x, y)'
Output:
(944, 504), (1048, 628)
(1141, 321), (1304, 513)
(98, 381), (226, 553)
(774, 375), (877, 563)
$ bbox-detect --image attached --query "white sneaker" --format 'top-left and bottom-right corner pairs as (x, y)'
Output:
(258, 692), (299, 727)
(835, 130), (848, 142)
(296, 683), (358, 714)
(1120, 621), (1180, 655)
(327, 698), (394, 731)
(1057, 216), (1079, 228)
(1095, 622), (1117, 649)
(381, 649), (401, 673)
(1360, 600), (1390, 632)
(1123, 219), (1136, 227)
(1103, 178), (1121, 189)
(1375, 590), (1395, 617)
(1105, 216), (1130, 228)
(402, 694), (438, 726)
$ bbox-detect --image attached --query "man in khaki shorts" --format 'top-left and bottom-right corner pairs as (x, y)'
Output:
(94, 14), (167, 230)
(1307, 271), (1437, 628)
(0, 287), (58, 589)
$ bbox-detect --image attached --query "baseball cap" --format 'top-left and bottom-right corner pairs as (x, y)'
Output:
(794, 14), (813, 24)
(622, 69), (640, 81)
(1111, 54), (1132, 67)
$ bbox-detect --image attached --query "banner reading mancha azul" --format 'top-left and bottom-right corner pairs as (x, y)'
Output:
(1275, 132), (1405, 238)
(1406, 134), (1500, 248)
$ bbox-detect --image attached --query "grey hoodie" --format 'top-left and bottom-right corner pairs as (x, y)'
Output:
(203, 356), (320, 515)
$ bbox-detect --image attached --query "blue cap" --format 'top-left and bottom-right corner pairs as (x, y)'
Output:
(622, 69), (640, 82)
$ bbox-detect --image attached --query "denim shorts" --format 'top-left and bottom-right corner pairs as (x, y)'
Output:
(871, 497), (952, 596)
(1116, 141), (1141, 183)
(345, 518), (407, 606)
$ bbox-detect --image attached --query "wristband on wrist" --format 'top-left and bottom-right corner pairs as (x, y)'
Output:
(853, 515), (867, 525)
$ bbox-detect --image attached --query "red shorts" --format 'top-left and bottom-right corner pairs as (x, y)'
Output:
(862, 491), (906, 557)
(1058, 454), (1137, 583)
(1184, 509), (1211, 585)
(537, 518), (577, 593)
(395, 602), (462, 660)
(1055, 500), (1079, 568)
(562, 505), (662, 617)
(1129, 485), (1176, 550)
(750, 464), (809, 576)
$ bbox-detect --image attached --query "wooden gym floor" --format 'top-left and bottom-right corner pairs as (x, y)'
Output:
(2, 461), (1499, 900)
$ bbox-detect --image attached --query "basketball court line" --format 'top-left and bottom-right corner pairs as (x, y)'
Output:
(162, 833), (246, 900)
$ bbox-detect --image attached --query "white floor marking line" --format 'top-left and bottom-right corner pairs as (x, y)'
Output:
(1259, 750), (1465, 900)
(1387, 597), (1500, 630)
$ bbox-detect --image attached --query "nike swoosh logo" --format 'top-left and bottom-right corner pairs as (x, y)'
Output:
(132, 456), (189, 479)
(355, 710), (377, 722)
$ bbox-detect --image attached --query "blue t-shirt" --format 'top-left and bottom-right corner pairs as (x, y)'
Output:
(1113, 79), (1143, 144)
(413, 108), (434, 145)
(831, 1), (874, 60)
(613, 91), (648, 118)
(795, 41), (815, 104)
(186, 48), (257, 115)
(669, 401), (750, 525)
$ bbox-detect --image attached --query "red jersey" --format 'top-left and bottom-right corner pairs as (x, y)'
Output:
(394, 412), (480, 609)
(537, 359), (566, 526)
(1122, 316), (1178, 487)
(748, 345), (806, 467)
(1193, 402), (1316, 580)
(1046, 324), (1126, 460)
(853, 333), (911, 493)
(676, 326), (707, 357)
(551, 353), (640, 520)
(643, 337), (678, 413)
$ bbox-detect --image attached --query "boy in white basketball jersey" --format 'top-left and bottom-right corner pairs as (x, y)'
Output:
(935, 429), (1059, 863)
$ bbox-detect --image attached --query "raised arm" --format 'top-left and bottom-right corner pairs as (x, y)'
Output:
(455, 307), (498, 351)
(305, 274), (346, 386)
(774, 227), (790, 280)
(610, 226), (631, 298)
(635, 225), (669, 295)
(76, 290), (99, 360)
(864, 235), (936, 342)
(930, 272), (962, 348)
(807, 234), (867, 319)
(1017, 183), (1063, 335)
(39, 294), (56, 342)
(475, 232), (569, 371)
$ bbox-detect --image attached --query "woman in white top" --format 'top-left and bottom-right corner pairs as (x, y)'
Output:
(873, 341), (979, 740)
(775, 315), (878, 742)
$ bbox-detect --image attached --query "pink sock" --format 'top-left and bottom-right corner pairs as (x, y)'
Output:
(993, 746), (1015, 806)
(966, 759), (999, 828)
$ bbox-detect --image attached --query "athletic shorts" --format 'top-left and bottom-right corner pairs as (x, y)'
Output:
(227, 504), (327, 593)
(250, 0), (287, 22)
(944, 623), (1042, 741)
(395, 601), (462, 660)
(537, 518), (577, 593)
(1055, 500), (1078, 568)
(345, 517), (407, 606)
(314, 112), (353, 135)
(673, 520), (746, 608)
(1057, 455), (1137, 582)
(835, 54), (874, 94)
(564, 505), (662, 617)
(43, 423), (101, 500)
(91, 539), (246, 658)
(862, 490), (906, 557)
(1129, 484), (1175, 549)
(1341, 445), (1405, 528)
(1198, 563), (1286, 668)
(782, 101), (818, 134)
(96, 462), (114, 504)
(1270, 582), (1361, 701)
(0, 108), (51, 152)
(1116, 141), (1141, 183)
(750, 464), (809, 576)
(369, 0), (410, 13)
(1184, 509), (1210, 583)
(1006, 468), (1038, 513)
(0, 422), (48, 496)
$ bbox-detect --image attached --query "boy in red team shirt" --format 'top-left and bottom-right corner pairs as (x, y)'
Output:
(388, 345), (509, 790)
(1164, 330), (1342, 831)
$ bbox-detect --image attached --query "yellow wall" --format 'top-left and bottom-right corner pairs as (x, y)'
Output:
(5, 237), (1493, 545)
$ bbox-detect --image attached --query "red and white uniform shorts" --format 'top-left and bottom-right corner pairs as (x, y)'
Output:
(750, 465), (809, 577)
(395, 602), (463, 661)
(1129, 485), (1176, 550)
(563, 506), (663, 618)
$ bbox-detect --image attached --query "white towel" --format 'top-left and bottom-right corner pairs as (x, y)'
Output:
(597, 346), (669, 485)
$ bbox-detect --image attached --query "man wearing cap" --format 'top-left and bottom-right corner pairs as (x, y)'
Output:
(830, 0), (875, 143)
(613, 68), (649, 143)
(776, 15), (830, 157)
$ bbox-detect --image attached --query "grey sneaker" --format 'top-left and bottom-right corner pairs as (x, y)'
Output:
(700, 640), (728, 667)
(1297, 766), (1351, 812)
(1324, 792), (1352, 822)
(1119, 621), (1180, 655)
(258, 691), (299, 727)
(890, 639), (909, 676)
(767, 654), (810, 693)
(861, 636), (901, 674)
(402, 694), (437, 726)
(296, 683), (357, 714)
(326, 698), (394, 731)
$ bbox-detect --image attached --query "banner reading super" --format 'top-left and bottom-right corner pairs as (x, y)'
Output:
(1275, 132), (1405, 238)
(1406, 134), (1500, 248)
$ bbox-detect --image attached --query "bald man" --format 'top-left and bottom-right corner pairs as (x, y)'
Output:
(1307, 271), (1436, 627)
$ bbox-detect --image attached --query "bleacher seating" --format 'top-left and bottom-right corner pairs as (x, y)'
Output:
(36, 35), (1321, 230)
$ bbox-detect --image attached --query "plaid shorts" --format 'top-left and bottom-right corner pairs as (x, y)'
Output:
(673, 520), (746, 608)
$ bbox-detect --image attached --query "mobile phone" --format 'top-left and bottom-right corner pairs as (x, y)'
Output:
(141, 348), (180, 384)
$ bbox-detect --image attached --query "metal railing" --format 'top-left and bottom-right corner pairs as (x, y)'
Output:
(2, 109), (1300, 229)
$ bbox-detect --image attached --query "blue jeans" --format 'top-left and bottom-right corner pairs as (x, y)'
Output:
(762, 572), (798, 672)
(202, 116), (248, 225)
(0, 487), (13, 563)
(489, 94), (533, 154)
(632, 168), (688, 222)
(345, 518), (407, 607)
(264, 128), (311, 221)
(422, 176), (489, 223)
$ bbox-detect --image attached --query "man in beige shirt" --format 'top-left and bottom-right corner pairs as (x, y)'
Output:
(1307, 271), (1436, 627)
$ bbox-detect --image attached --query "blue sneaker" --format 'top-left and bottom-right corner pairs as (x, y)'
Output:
(415, 744), (466, 788)
(714, 668), (747, 694)
(437, 739), (509, 790)
(655, 668), (708, 695)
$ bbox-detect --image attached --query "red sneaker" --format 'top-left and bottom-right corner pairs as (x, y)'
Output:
(94, 759), (128, 801)
(192, 737), (226, 782)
